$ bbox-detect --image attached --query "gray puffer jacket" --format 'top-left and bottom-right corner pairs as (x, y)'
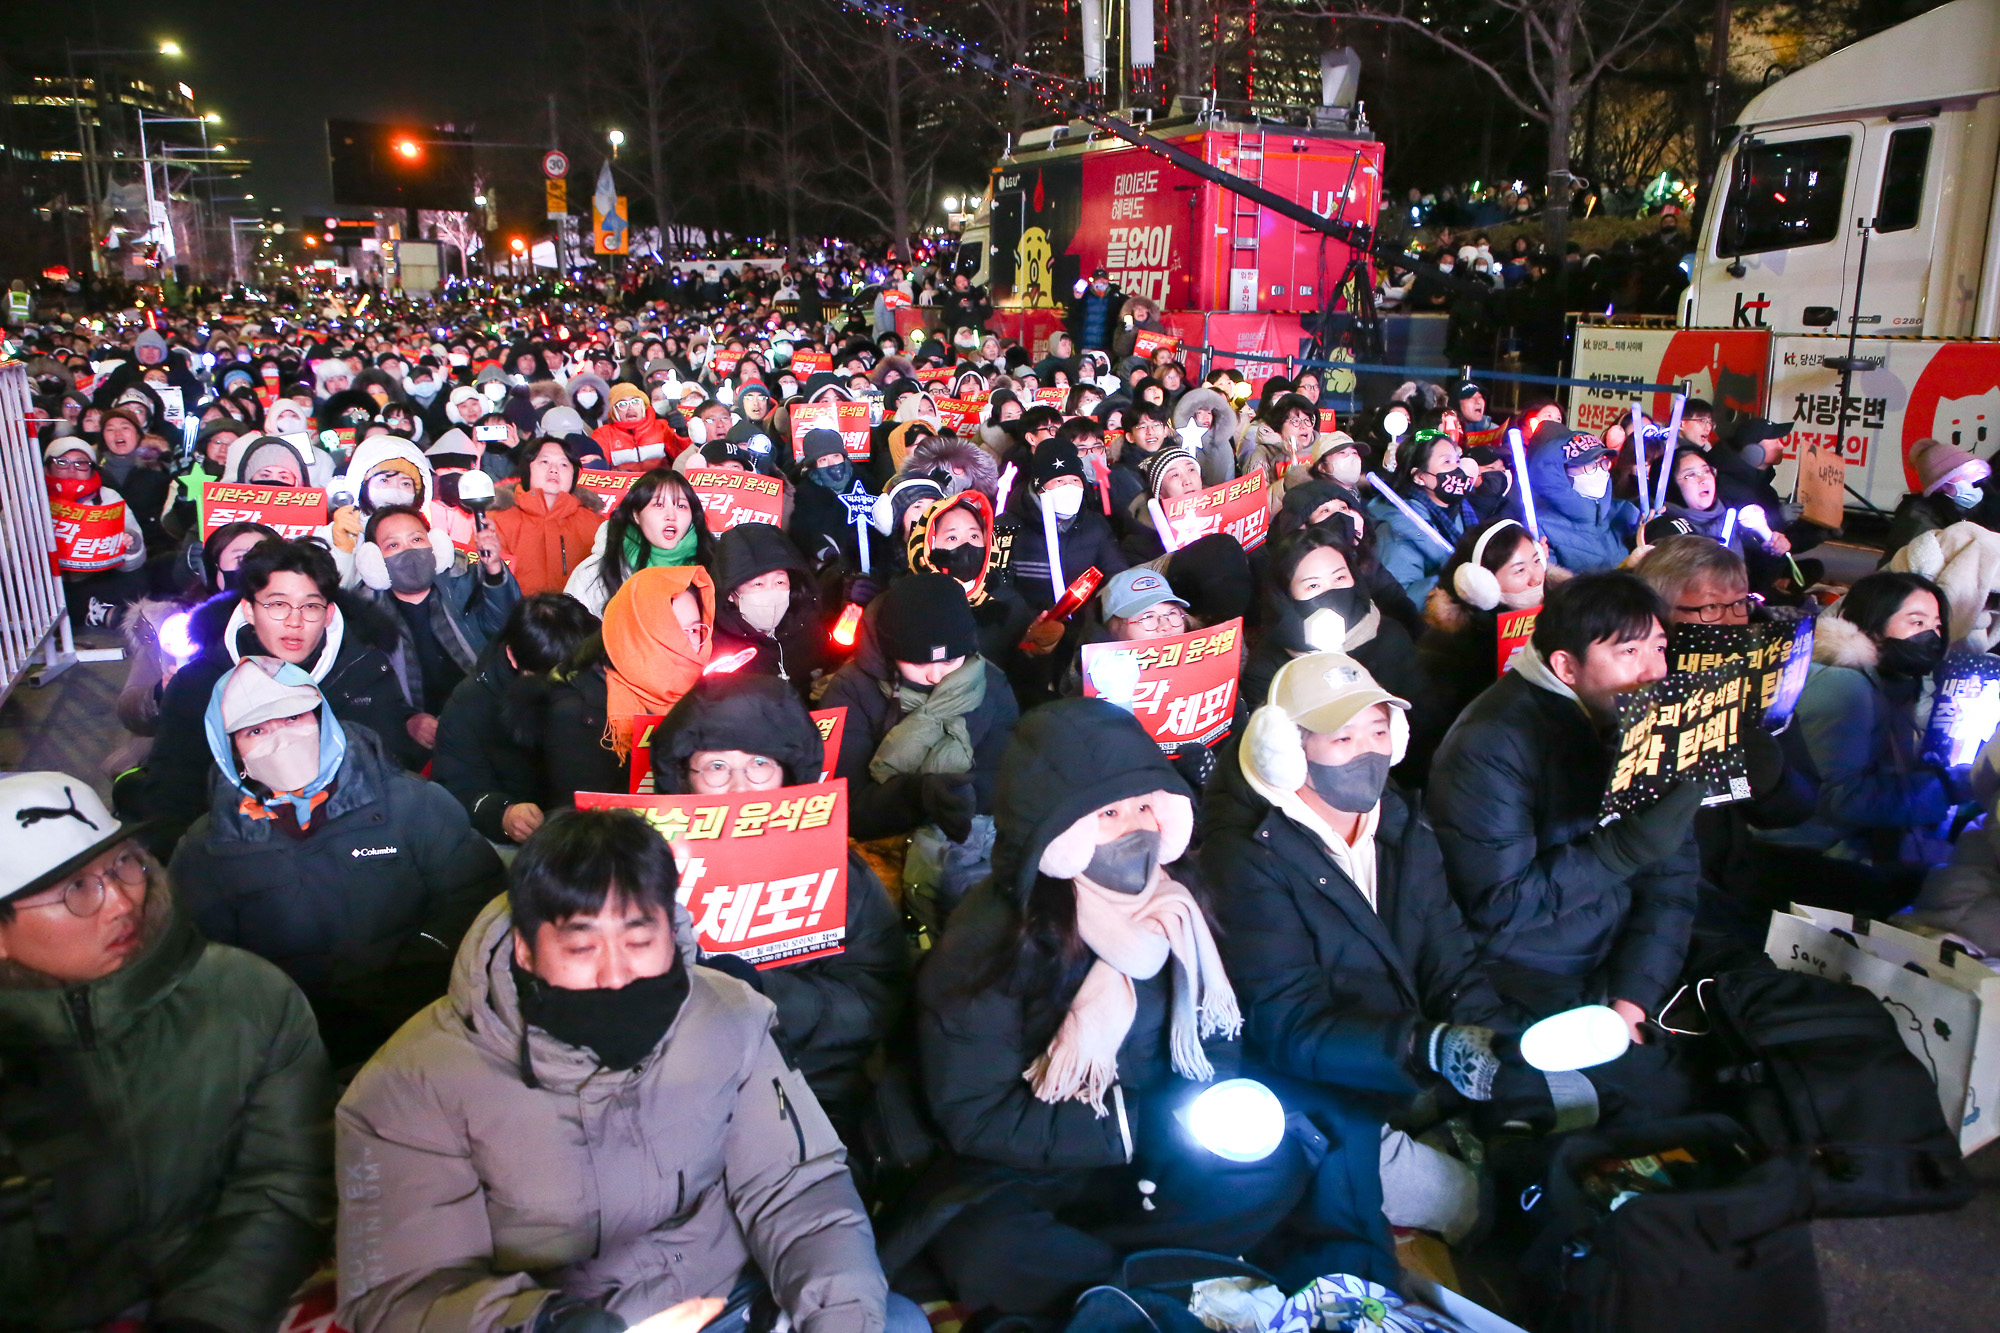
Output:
(335, 899), (888, 1333)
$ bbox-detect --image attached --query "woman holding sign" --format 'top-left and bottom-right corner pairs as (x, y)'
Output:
(45, 437), (147, 627)
(563, 468), (715, 618)
(1418, 517), (1557, 730)
(648, 675), (908, 1139)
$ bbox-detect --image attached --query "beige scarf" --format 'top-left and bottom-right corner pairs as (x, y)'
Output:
(1026, 869), (1241, 1117)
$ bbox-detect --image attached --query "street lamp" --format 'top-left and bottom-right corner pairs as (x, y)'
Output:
(943, 195), (959, 213)
(473, 193), (487, 207)
(66, 39), (186, 278)
(203, 112), (222, 124)
(608, 128), (624, 162)
(158, 41), (183, 57)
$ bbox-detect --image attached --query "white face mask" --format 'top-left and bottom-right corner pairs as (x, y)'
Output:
(1328, 453), (1363, 486)
(576, 389), (599, 408)
(734, 587), (790, 634)
(1047, 485), (1084, 519)
(1571, 468), (1610, 500)
(239, 716), (321, 793)
(1948, 480), (1983, 509)
(1499, 582), (1544, 610)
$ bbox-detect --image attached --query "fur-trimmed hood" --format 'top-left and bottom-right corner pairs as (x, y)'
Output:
(904, 430), (1001, 501)
(1885, 519), (2000, 650)
(1813, 611), (1880, 670)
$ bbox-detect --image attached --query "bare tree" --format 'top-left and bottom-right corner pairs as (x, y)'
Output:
(1168, 0), (1221, 102)
(577, 0), (700, 241)
(1313, 0), (1690, 263)
(420, 210), (483, 278)
(757, 0), (971, 260)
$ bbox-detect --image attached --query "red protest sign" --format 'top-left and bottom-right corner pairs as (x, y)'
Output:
(687, 468), (784, 532)
(790, 400), (872, 460)
(1318, 408), (1339, 436)
(576, 781), (850, 967)
(631, 706), (846, 795)
(50, 499), (128, 573)
(790, 349), (831, 377)
(1497, 606), (1538, 675)
(1034, 386), (1068, 409)
(881, 288), (911, 309)
(1160, 471), (1269, 551)
(914, 365), (955, 386)
(811, 707), (845, 780)
(201, 483), (329, 540)
(576, 469), (639, 507)
(710, 349), (743, 378)
(1081, 619), (1244, 749)
(934, 397), (982, 435)
(1133, 329), (1181, 360)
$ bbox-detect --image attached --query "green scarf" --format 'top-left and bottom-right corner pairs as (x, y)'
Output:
(623, 521), (698, 573)
(868, 655), (986, 782)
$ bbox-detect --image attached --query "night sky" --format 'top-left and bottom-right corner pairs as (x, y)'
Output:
(13, 0), (564, 216)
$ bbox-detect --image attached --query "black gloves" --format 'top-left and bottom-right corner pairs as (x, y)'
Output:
(1594, 781), (1704, 878)
(919, 772), (977, 843)
(701, 951), (766, 994)
(1169, 741), (1217, 794)
(535, 1299), (626, 1333)
(1742, 725), (1786, 799)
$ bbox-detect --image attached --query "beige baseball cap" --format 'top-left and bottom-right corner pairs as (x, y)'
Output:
(1266, 651), (1408, 735)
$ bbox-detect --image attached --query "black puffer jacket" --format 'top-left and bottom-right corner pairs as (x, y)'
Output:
(819, 605), (1019, 840)
(917, 700), (1203, 1172)
(1203, 757), (1510, 1107)
(709, 522), (824, 692)
(515, 653), (626, 807)
(647, 676), (910, 1124)
(133, 590), (417, 851)
(998, 500), (1129, 613)
(432, 639), (546, 841)
(170, 725), (504, 1068)
(1426, 665), (1700, 1014)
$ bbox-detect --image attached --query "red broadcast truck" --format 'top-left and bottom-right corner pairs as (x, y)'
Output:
(953, 114), (1385, 374)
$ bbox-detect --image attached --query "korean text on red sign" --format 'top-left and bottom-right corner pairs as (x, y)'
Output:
(201, 483), (329, 540)
(789, 400), (873, 461)
(686, 468), (784, 532)
(51, 500), (128, 573)
(1160, 471), (1269, 551)
(1080, 618), (1244, 749)
(576, 780), (850, 968)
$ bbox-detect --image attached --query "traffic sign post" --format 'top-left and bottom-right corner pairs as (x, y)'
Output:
(542, 149), (568, 179)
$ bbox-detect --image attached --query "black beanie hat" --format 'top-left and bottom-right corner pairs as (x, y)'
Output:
(1029, 436), (1087, 490)
(875, 573), (979, 665)
(800, 427), (846, 466)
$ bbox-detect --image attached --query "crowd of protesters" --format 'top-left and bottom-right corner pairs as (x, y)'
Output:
(4, 247), (1998, 1333)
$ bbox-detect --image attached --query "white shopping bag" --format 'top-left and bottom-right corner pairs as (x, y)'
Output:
(1766, 903), (2000, 1155)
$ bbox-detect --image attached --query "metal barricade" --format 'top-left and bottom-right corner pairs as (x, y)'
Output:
(0, 362), (119, 706)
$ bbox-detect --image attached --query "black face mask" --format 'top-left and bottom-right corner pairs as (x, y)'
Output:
(1878, 628), (1945, 680)
(1306, 751), (1392, 812)
(933, 541), (985, 582)
(811, 459), (854, 492)
(513, 958), (690, 1071)
(1082, 828), (1161, 894)
(219, 567), (243, 594)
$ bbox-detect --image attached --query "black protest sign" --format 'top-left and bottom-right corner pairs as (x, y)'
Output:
(1922, 651), (2000, 769)
(1605, 665), (1753, 819)
(1665, 614), (1816, 731)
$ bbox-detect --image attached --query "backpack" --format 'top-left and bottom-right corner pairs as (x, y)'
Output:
(1518, 1114), (1822, 1333)
(1673, 966), (1974, 1218)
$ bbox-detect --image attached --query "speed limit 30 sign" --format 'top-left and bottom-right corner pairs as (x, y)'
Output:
(542, 150), (569, 179)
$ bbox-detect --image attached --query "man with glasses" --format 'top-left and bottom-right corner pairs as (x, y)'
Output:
(0, 770), (331, 1333)
(131, 536), (417, 852)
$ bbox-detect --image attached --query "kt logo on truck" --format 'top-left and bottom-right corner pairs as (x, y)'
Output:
(1732, 292), (1771, 328)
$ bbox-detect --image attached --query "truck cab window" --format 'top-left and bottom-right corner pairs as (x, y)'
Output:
(1718, 135), (1852, 255)
(1875, 127), (1931, 233)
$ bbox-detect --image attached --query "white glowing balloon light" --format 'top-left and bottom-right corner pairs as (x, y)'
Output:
(1184, 1078), (1286, 1162)
(1519, 1005), (1632, 1072)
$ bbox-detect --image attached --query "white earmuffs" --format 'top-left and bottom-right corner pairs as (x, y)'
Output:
(1452, 519), (1523, 611)
(1242, 698), (1412, 793)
